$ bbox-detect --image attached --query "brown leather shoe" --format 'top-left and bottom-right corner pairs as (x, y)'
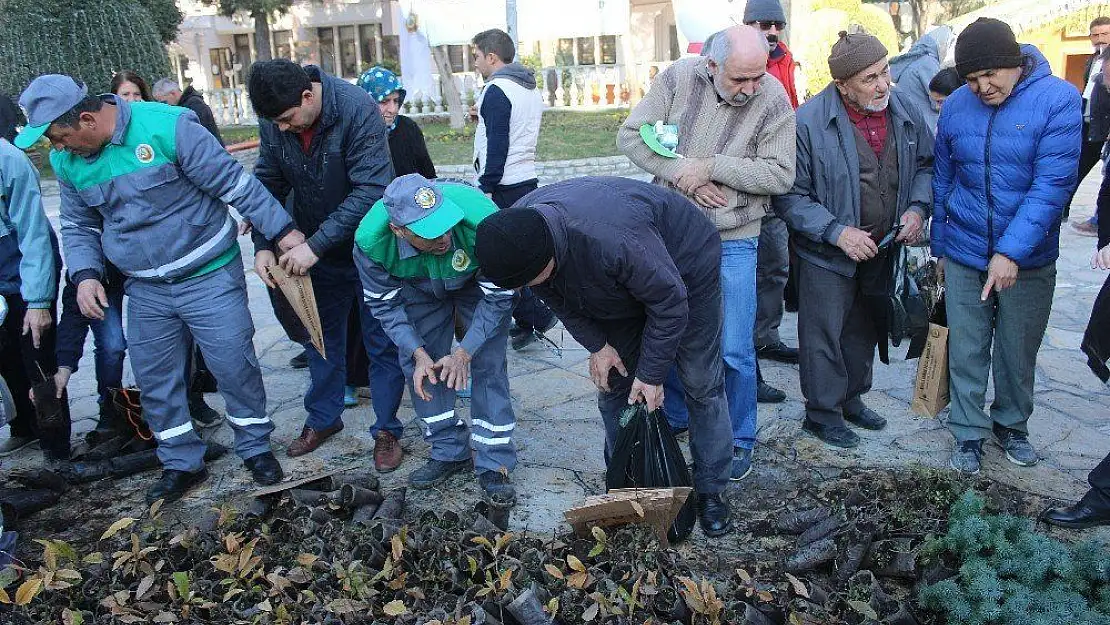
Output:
(373, 431), (403, 472)
(286, 423), (344, 458)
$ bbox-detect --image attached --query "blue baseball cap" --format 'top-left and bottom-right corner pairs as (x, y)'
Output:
(15, 75), (89, 149)
(384, 174), (464, 239)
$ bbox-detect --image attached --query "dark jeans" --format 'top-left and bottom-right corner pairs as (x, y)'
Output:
(302, 259), (405, 438)
(1, 293), (70, 459)
(595, 278), (733, 495)
(346, 300), (370, 387)
(57, 277), (126, 405)
(491, 180), (556, 332)
(1083, 452), (1110, 512)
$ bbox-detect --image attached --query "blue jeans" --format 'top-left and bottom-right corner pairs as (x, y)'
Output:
(663, 237), (758, 450)
(56, 277), (126, 405)
(304, 259), (405, 437)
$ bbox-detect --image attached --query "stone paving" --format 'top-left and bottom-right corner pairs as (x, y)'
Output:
(5, 166), (1110, 539)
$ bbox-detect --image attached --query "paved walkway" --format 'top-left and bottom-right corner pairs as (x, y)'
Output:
(5, 171), (1109, 534)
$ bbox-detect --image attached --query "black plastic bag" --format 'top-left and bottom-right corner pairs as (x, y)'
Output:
(605, 403), (697, 544)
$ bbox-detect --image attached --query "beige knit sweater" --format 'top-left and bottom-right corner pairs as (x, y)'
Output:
(618, 56), (797, 240)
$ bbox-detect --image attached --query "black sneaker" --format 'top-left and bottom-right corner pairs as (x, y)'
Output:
(244, 452), (284, 486)
(146, 468), (209, 504)
(844, 407), (887, 431)
(478, 471), (517, 506)
(801, 418), (860, 448)
(408, 458), (471, 489)
(289, 350), (309, 369)
(949, 439), (983, 475)
(756, 341), (799, 364)
(511, 316), (559, 351)
(757, 381), (787, 403)
(189, 391), (221, 428)
(993, 425), (1038, 467)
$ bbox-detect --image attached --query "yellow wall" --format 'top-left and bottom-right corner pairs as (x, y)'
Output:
(1020, 23), (1093, 89)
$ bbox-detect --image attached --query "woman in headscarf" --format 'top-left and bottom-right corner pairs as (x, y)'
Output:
(890, 25), (955, 132)
(357, 66), (436, 178)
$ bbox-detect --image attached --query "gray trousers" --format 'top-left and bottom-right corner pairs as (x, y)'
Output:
(797, 258), (875, 426)
(398, 283), (518, 475)
(756, 215), (790, 347)
(596, 279), (733, 495)
(126, 257), (273, 472)
(944, 260), (1055, 442)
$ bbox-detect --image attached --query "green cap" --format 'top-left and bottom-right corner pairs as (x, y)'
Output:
(384, 174), (465, 239)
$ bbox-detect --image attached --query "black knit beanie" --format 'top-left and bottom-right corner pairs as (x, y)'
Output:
(474, 208), (555, 289)
(955, 18), (1023, 78)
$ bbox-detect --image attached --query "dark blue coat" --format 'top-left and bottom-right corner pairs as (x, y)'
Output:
(253, 66), (394, 264)
(932, 45), (1082, 270)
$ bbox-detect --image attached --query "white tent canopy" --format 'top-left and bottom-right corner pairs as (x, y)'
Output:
(404, 0), (630, 46)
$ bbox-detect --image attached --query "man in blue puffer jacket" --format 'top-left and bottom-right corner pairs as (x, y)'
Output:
(934, 18), (1082, 475)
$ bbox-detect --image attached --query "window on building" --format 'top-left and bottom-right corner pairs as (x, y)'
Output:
(576, 37), (595, 65)
(273, 30), (293, 60)
(556, 38), (574, 66)
(668, 24), (681, 61)
(339, 25), (358, 77)
(233, 34), (252, 86)
(599, 35), (617, 65)
(447, 44), (466, 72)
(382, 35), (400, 67)
(360, 23), (382, 68)
(318, 27), (337, 75)
(209, 47), (232, 90)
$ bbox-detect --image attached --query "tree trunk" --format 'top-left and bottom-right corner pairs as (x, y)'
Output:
(432, 45), (465, 129)
(252, 9), (273, 61)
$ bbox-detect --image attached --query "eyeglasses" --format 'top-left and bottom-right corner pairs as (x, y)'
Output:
(757, 21), (786, 31)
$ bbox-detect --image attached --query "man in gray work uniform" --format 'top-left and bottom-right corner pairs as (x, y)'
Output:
(354, 174), (518, 504)
(18, 74), (304, 504)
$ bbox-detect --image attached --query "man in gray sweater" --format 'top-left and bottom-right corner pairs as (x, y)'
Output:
(617, 24), (796, 481)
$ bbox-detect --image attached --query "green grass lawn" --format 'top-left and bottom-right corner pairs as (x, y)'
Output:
(223, 109), (629, 165)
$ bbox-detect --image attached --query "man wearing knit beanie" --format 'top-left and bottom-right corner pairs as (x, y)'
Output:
(475, 176), (737, 538)
(935, 18), (1082, 477)
(775, 27), (935, 449)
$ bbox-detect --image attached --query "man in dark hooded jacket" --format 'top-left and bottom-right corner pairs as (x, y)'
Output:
(153, 79), (224, 146)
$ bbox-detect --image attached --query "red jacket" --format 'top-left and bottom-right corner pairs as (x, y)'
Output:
(767, 42), (799, 109)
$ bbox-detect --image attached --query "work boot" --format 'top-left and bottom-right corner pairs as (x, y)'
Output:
(696, 493), (732, 537)
(373, 431), (403, 472)
(0, 489), (61, 523)
(478, 470), (517, 506)
(189, 391), (221, 429)
(408, 458), (471, 489)
(993, 425), (1038, 467)
(756, 341), (799, 364)
(801, 418), (860, 448)
(0, 436), (38, 457)
(511, 316), (559, 351)
(286, 422), (344, 457)
(949, 439), (983, 476)
(146, 468), (209, 505)
(844, 407), (887, 431)
(244, 452), (284, 486)
(289, 350), (309, 369)
(757, 381), (786, 403)
(731, 447), (753, 481)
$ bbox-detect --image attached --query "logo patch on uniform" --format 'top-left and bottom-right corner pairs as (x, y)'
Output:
(414, 187), (437, 209)
(135, 144), (155, 163)
(451, 249), (471, 272)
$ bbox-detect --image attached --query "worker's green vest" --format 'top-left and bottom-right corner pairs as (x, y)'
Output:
(354, 183), (496, 279)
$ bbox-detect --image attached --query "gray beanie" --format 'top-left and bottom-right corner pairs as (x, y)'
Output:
(828, 29), (889, 80)
(743, 0), (786, 24)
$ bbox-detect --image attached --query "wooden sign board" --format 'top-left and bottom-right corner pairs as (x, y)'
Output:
(564, 487), (692, 547)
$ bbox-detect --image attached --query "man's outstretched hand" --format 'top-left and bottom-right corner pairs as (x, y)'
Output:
(629, 378), (664, 412)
